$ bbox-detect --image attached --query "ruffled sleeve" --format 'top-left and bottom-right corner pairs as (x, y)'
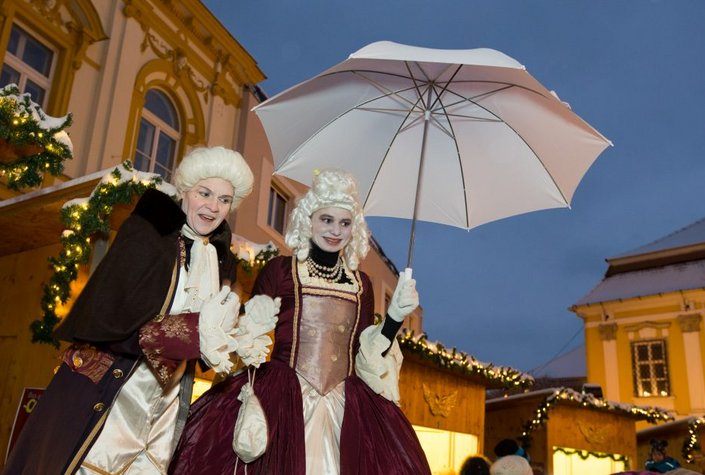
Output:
(355, 323), (403, 405)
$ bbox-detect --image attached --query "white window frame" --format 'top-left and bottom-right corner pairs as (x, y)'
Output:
(1, 24), (57, 108)
(631, 339), (671, 397)
(134, 90), (180, 182)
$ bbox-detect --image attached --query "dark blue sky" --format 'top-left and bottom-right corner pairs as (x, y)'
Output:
(203, 0), (705, 372)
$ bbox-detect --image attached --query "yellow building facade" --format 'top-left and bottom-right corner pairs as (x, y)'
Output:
(571, 219), (705, 426)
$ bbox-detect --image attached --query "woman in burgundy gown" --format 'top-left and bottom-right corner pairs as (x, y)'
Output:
(169, 169), (430, 474)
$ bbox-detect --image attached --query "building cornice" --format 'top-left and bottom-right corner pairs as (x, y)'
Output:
(122, 0), (265, 106)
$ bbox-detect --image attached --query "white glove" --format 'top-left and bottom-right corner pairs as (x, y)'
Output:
(387, 272), (419, 322)
(199, 286), (241, 373)
(234, 295), (280, 367)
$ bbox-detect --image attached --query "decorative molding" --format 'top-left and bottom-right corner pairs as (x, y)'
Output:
(598, 322), (618, 341)
(139, 30), (212, 101)
(623, 320), (670, 334)
(11, 0), (107, 79)
(123, 0), (242, 106)
(578, 420), (610, 444)
(422, 383), (457, 417)
(678, 313), (702, 333)
(27, 0), (62, 27)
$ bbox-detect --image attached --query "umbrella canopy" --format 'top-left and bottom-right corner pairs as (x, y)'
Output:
(254, 41), (611, 266)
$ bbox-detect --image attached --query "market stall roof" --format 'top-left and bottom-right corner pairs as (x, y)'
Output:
(487, 387), (672, 423)
(398, 330), (534, 390)
(0, 171), (102, 256)
(0, 168), (134, 257)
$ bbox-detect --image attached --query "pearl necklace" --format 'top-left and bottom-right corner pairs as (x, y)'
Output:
(306, 256), (344, 283)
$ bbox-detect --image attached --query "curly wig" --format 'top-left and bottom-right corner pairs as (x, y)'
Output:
(285, 169), (370, 270)
(174, 146), (254, 210)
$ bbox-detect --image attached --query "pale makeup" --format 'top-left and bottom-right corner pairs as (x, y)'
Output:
(181, 177), (234, 236)
(311, 207), (353, 253)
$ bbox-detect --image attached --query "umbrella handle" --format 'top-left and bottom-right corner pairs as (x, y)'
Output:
(404, 267), (413, 279)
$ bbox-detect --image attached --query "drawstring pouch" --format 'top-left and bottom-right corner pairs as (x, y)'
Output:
(233, 367), (268, 470)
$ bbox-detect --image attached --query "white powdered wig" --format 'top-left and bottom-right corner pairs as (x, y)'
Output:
(285, 169), (370, 270)
(174, 146), (254, 210)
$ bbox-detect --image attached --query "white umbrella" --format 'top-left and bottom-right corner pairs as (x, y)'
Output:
(253, 41), (612, 269)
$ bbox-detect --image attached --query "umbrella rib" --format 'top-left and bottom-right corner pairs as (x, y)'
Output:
(277, 82), (425, 170)
(428, 82), (471, 228)
(439, 83), (572, 206)
(361, 93), (427, 210)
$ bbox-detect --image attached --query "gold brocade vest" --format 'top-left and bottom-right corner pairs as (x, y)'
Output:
(295, 295), (357, 395)
(293, 258), (362, 396)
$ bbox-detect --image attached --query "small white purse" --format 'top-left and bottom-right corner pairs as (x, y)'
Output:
(232, 368), (268, 464)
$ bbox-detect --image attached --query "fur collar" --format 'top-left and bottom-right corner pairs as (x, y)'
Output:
(132, 188), (232, 257)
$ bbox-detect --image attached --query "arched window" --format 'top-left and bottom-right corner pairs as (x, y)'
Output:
(134, 89), (180, 181)
(1, 24), (56, 107)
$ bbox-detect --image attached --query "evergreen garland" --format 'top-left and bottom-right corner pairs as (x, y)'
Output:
(236, 244), (279, 275)
(31, 161), (170, 345)
(682, 417), (704, 464)
(554, 447), (630, 466)
(397, 329), (534, 390)
(0, 84), (73, 190)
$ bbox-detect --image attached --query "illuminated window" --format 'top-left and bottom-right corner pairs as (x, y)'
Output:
(267, 186), (288, 234)
(631, 339), (670, 397)
(413, 425), (476, 474)
(553, 447), (626, 474)
(134, 89), (180, 182)
(1, 25), (55, 107)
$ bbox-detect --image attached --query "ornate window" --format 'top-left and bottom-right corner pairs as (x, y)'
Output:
(267, 186), (288, 234)
(631, 339), (670, 397)
(134, 89), (180, 182)
(1, 24), (55, 107)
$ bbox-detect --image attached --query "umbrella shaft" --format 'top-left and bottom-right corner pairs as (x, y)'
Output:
(406, 109), (431, 269)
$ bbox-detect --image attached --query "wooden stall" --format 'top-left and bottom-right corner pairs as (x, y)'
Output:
(397, 332), (533, 474)
(0, 174), (104, 460)
(485, 387), (671, 475)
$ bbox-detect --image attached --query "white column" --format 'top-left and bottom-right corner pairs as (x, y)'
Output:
(599, 323), (620, 401)
(679, 314), (705, 413)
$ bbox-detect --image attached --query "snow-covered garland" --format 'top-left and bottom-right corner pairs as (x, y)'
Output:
(231, 236), (279, 275)
(397, 329), (534, 390)
(682, 417), (705, 464)
(520, 387), (673, 449)
(0, 84), (73, 190)
(32, 161), (174, 345)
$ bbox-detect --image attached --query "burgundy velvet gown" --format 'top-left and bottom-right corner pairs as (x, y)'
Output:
(169, 255), (430, 474)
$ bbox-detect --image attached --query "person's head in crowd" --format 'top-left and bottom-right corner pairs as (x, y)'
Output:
(460, 455), (491, 475)
(490, 455), (532, 475)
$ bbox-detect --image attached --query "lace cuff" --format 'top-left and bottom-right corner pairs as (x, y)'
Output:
(233, 295), (279, 367)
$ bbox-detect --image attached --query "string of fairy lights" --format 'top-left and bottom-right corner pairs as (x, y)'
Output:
(682, 416), (705, 464)
(0, 84), (73, 190)
(519, 387), (673, 450)
(396, 329), (534, 389)
(32, 162), (165, 345)
(237, 245), (279, 275)
(554, 446), (630, 465)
